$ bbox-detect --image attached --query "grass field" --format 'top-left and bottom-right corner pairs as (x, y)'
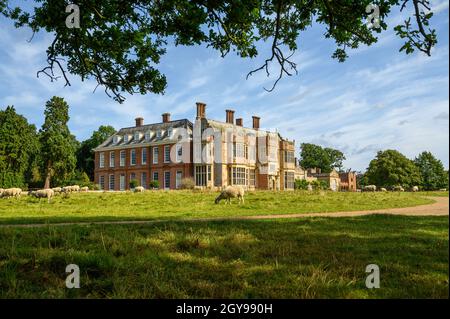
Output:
(0, 190), (441, 225)
(0, 215), (447, 298)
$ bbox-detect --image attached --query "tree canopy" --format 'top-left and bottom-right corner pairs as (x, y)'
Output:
(0, 106), (39, 188)
(366, 149), (421, 189)
(414, 151), (448, 191)
(299, 143), (346, 173)
(76, 125), (116, 179)
(0, 0), (438, 102)
(39, 96), (77, 188)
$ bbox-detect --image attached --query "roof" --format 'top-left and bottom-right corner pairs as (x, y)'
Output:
(94, 119), (193, 151)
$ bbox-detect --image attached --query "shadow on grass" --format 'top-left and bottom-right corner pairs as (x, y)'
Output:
(0, 214), (447, 298)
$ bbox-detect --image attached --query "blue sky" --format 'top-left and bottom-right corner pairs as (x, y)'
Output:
(0, 1), (448, 171)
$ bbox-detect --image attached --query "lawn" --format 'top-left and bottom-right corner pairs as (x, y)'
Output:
(0, 215), (447, 298)
(0, 190), (438, 225)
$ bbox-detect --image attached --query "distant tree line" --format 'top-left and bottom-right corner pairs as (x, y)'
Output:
(299, 143), (448, 191)
(0, 96), (115, 189)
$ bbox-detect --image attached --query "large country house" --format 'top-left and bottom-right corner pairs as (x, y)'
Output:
(94, 102), (296, 191)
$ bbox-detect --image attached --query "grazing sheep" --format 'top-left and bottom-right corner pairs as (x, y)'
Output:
(439, 188), (448, 191)
(0, 188), (4, 198)
(80, 186), (89, 192)
(30, 189), (54, 203)
(62, 185), (81, 193)
(412, 186), (419, 192)
(52, 187), (62, 194)
(392, 185), (405, 192)
(380, 187), (388, 192)
(134, 186), (145, 193)
(1, 188), (22, 199)
(215, 186), (245, 204)
(363, 185), (377, 192)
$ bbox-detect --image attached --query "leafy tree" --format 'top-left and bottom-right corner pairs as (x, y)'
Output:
(299, 143), (345, 173)
(39, 96), (77, 188)
(0, 106), (39, 188)
(356, 172), (369, 189)
(414, 151), (448, 190)
(366, 149), (421, 189)
(324, 147), (346, 172)
(76, 125), (116, 180)
(299, 143), (331, 172)
(0, 0), (437, 102)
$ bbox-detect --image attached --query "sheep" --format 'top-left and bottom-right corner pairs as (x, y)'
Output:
(363, 185), (377, 192)
(412, 186), (419, 192)
(1, 188), (22, 199)
(80, 186), (89, 192)
(215, 186), (245, 204)
(0, 188), (4, 198)
(380, 187), (388, 192)
(30, 189), (54, 203)
(392, 185), (405, 192)
(52, 187), (62, 194)
(134, 186), (145, 193)
(62, 185), (81, 193)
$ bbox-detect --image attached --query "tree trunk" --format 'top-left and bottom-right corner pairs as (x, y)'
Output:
(44, 161), (52, 189)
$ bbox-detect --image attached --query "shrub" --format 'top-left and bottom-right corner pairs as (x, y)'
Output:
(149, 180), (159, 189)
(310, 180), (329, 190)
(129, 179), (139, 189)
(180, 178), (195, 190)
(294, 179), (309, 190)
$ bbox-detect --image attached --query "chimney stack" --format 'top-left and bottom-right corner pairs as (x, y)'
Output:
(135, 117), (144, 127)
(196, 102), (206, 119)
(236, 118), (243, 126)
(162, 113), (171, 123)
(226, 109), (235, 124)
(252, 116), (260, 130)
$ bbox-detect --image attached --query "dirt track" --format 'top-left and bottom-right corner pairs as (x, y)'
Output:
(0, 196), (448, 228)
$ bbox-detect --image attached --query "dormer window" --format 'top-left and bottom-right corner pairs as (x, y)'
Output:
(168, 128), (173, 138)
(145, 131), (151, 141)
(113, 135), (121, 144)
(134, 131), (141, 142)
(156, 130), (162, 138)
(124, 134), (130, 143)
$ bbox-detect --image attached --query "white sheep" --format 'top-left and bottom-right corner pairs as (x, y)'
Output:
(363, 185), (377, 192)
(0, 188), (4, 198)
(412, 186), (419, 192)
(134, 186), (145, 193)
(1, 188), (22, 199)
(52, 187), (62, 193)
(392, 185), (405, 192)
(80, 186), (89, 192)
(380, 187), (388, 192)
(30, 189), (54, 203)
(215, 186), (245, 204)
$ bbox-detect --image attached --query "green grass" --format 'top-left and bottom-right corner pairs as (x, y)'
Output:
(0, 215), (447, 298)
(420, 191), (449, 197)
(0, 190), (436, 225)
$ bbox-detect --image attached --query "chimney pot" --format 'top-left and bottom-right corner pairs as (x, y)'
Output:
(162, 113), (171, 123)
(135, 117), (144, 127)
(236, 118), (243, 126)
(252, 116), (260, 130)
(226, 109), (235, 124)
(196, 102), (206, 119)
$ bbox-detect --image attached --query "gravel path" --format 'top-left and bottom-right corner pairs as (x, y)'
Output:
(0, 196), (447, 229)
